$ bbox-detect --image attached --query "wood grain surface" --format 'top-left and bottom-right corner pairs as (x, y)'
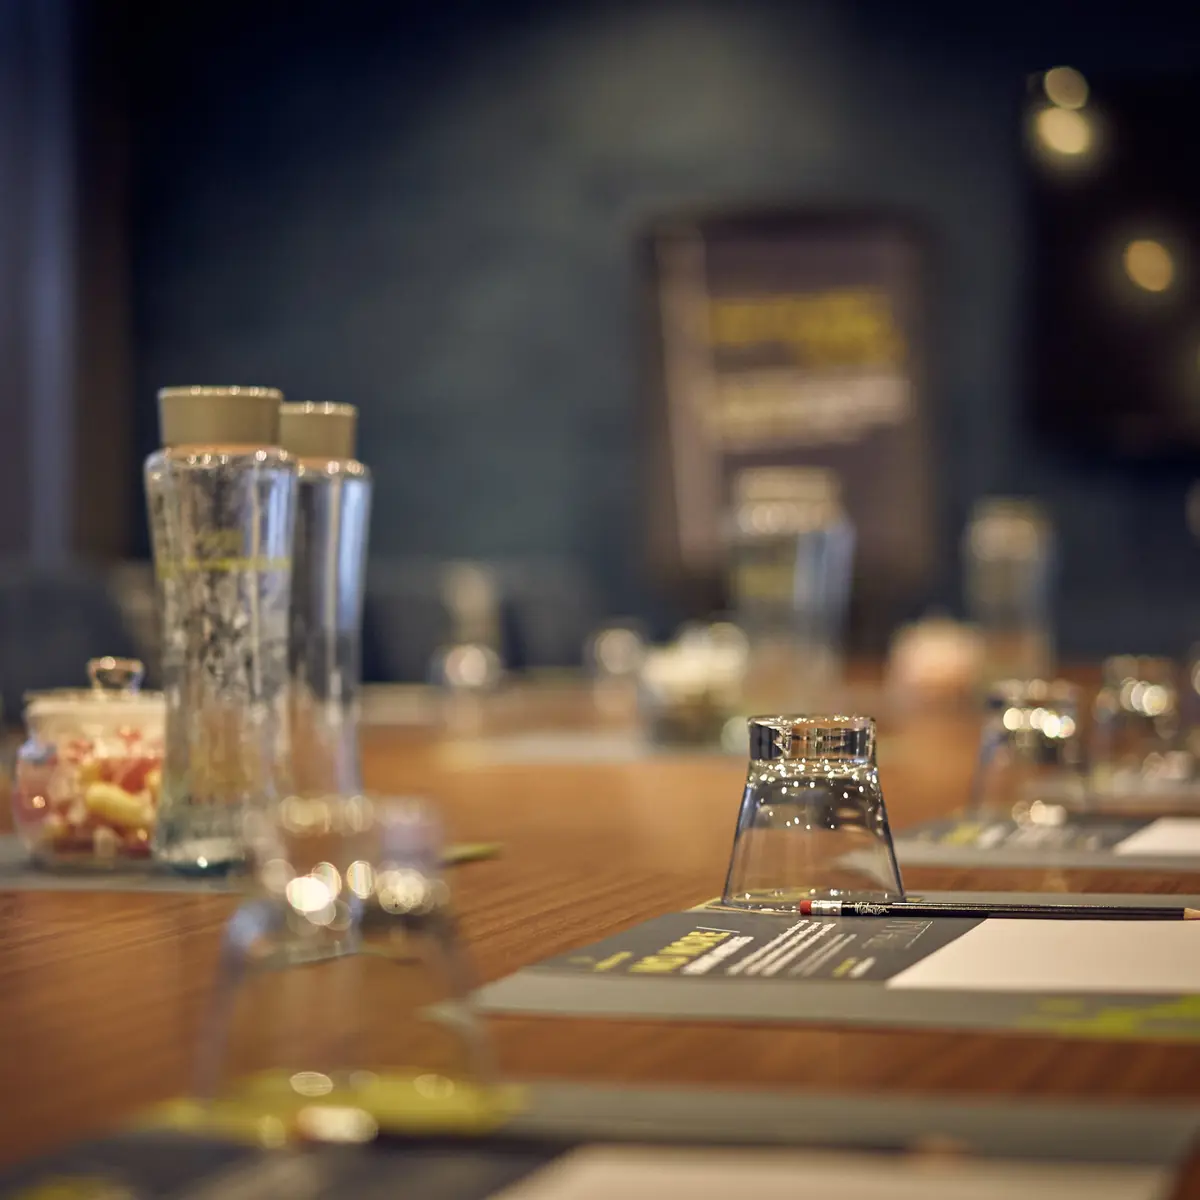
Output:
(4, 679), (1200, 1194)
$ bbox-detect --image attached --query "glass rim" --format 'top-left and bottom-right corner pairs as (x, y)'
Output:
(747, 713), (874, 730)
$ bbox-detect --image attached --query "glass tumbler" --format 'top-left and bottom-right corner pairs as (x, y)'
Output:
(1092, 656), (1190, 799)
(722, 715), (903, 911)
(966, 679), (1087, 817)
(196, 794), (493, 1111)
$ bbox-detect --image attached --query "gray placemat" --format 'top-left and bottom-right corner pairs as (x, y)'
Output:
(0, 834), (500, 894)
(3, 1085), (1195, 1200)
(474, 892), (1200, 1041)
(0, 834), (242, 894)
(513, 1081), (1200, 1165)
(894, 815), (1200, 872)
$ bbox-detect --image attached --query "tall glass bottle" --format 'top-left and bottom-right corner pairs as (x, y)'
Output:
(145, 386), (296, 874)
(963, 497), (1054, 690)
(727, 467), (855, 713)
(279, 402), (372, 795)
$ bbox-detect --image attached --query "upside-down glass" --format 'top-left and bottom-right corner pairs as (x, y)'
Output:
(966, 679), (1087, 817)
(195, 794), (494, 1114)
(1092, 656), (1191, 799)
(722, 715), (903, 911)
(585, 621), (647, 723)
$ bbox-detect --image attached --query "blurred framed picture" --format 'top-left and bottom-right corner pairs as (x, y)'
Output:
(640, 208), (935, 646)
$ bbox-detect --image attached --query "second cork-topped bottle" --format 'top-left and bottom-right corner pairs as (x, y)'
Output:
(279, 402), (373, 796)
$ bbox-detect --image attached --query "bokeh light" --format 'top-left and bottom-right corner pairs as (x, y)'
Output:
(1035, 107), (1092, 157)
(1123, 239), (1174, 292)
(1043, 66), (1088, 110)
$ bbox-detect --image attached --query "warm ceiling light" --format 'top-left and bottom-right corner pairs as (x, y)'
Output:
(1035, 106), (1092, 156)
(1123, 239), (1174, 293)
(1044, 66), (1089, 110)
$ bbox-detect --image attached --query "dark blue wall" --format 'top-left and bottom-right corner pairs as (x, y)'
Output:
(129, 0), (1200, 656)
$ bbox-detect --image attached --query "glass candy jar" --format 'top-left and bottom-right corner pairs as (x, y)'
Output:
(12, 658), (165, 867)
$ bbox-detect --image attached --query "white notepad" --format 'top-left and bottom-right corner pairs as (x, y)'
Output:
(489, 1146), (1170, 1200)
(886, 918), (1200, 993)
(1113, 817), (1200, 857)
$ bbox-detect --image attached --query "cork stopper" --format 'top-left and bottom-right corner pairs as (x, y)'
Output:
(279, 402), (358, 460)
(157, 386), (283, 447)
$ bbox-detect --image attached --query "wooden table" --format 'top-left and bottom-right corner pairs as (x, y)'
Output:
(4, 682), (1200, 1190)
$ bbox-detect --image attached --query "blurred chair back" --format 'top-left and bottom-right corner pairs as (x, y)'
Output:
(363, 562), (455, 684)
(363, 558), (598, 681)
(107, 561), (161, 684)
(492, 559), (599, 670)
(0, 563), (143, 723)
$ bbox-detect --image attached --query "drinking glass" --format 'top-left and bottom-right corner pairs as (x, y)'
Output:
(195, 794), (493, 1114)
(966, 679), (1087, 817)
(585, 621), (647, 723)
(1092, 656), (1191, 800)
(722, 715), (903, 911)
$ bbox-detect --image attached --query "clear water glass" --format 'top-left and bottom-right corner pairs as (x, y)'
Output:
(722, 715), (903, 911)
(1092, 656), (1191, 799)
(195, 794), (492, 1101)
(966, 679), (1087, 817)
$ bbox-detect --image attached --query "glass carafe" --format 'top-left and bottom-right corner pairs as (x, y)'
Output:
(145, 386), (297, 874)
(964, 498), (1054, 689)
(280, 402), (372, 796)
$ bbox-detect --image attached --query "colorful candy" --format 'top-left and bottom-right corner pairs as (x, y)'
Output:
(13, 723), (163, 864)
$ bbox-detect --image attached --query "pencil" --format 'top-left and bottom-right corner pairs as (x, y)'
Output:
(798, 899), (1200, 920)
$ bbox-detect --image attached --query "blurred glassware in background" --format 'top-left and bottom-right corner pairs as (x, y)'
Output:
(963, 498), (1055, 690)
(12, 657), (164, 868)
(638, 622), (748, 747)
(722, 715), (903, 911)
(726, 467), (855, 714)
(1184, 643), (1200, 763)
(281, 403), (372, 796)
(1092, 655), (1192, 800)
(146, 387), (296, 875)
(966, 679), (1087, 818)
(584, 620), (647, 723)
(430, 563), (504, 736)
(195, 793), (495, 1123)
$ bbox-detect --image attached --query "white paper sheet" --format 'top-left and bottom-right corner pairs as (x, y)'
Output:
(887, 918), (1200, 994)
(1113, 817), (1200, 857)
(488, 1146), (1170, 1200)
